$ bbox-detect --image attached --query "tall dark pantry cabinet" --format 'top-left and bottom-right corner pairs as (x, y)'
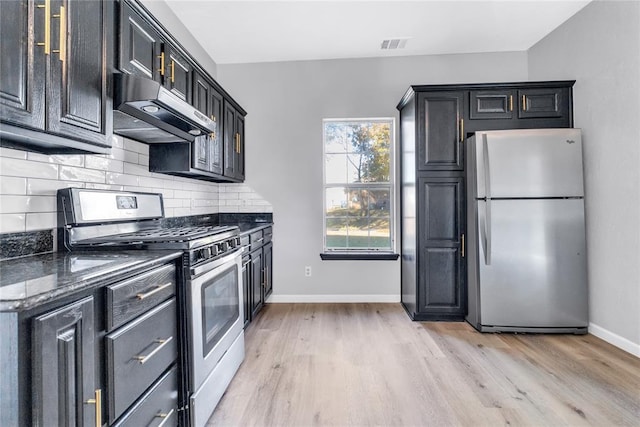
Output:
(397, 81), (575, 321)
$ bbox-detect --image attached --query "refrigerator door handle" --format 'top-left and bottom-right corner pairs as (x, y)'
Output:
(485, 197), (492, 265)
(482, 133), (492, 265)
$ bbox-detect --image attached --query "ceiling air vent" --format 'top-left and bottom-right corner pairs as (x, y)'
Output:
(380, 38), (409, 50)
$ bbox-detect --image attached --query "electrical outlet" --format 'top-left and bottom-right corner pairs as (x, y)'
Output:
(304, 266), (312, 277)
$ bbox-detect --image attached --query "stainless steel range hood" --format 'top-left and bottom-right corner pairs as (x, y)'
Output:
(113, 73), (215, 143)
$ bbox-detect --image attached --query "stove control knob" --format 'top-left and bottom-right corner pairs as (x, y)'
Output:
(220, 241), (229, 252)
(210, 245), (219, 256)
(202, 247), (212, 259)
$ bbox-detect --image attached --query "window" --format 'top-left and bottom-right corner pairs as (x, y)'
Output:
(322, 118), (396, 258)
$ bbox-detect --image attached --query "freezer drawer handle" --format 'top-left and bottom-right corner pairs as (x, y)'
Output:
(461, 234), (465, 258)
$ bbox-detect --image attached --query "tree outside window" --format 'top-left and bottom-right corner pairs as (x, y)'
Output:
(323, 119), (394, 251)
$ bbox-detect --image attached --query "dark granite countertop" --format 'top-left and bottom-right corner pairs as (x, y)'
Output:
(0, 250), (182, 312)
(235, 222), (273, 234)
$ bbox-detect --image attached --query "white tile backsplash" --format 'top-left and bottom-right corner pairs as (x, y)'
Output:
(0, 136), (272, 232)
(0, 213), (26, 233)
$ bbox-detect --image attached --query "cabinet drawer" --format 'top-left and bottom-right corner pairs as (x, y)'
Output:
(263, 226), (273, 245)
(249, 230), (264, 251)
(113, 366), (178, 427)
(106, 264), (176, 331)
(106, 298), (177, 422)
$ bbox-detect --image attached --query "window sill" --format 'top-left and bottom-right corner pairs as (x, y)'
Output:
(319, 252), (399, 261)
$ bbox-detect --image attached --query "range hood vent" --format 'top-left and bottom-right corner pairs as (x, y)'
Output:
(113, 73), (216, 144)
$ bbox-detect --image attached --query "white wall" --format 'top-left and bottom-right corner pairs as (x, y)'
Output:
(528, 0), (640, 355)
(218, 52), (528, 301)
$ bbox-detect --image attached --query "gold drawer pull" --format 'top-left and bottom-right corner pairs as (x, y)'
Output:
(133, 336), (173, 364)
(156, 409), (175, 426)
(84, 389), (102, 427)
(136, 282), (172, 300)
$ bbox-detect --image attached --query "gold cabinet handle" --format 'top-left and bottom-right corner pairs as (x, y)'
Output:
(522, 95), (527, 111)
(36, 0), (51, 54)
(51, 5), (66, 62)
(461, 234), (465, 258)
(133, 336), (173, 364)
(136, 282), (172, 300)
(158, 52), (165, 76)
(156, 408), (175, 426)
(459, 118), (464, 143)
(84, 389), (102, 427)
(509, 95), (513, 112)
(171, 60), (175, 83)
(210, 115), (216, 122)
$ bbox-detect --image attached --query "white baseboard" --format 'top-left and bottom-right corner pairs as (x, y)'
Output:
(589, 322), (640, 358)
(266, 294), (400, 303)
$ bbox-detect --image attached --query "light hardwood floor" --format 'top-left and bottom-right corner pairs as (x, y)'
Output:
(208, 303), (640, 426)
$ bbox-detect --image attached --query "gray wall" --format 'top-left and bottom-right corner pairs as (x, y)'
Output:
(218, 52), (528, 301)
(528, 0), (640, 354)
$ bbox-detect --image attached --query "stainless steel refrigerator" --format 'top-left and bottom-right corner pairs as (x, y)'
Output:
(466, 128), (588, 333)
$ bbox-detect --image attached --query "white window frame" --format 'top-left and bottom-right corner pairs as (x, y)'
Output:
(322, 117), (396, 253)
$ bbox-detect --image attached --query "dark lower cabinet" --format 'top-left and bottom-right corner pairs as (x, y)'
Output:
(32, 296), (97, 426)
(398, 81), (574, 321)
(242, 254), (251, 328)
(263, 242), (273, 299)
(243, 226), (274, 327)
(418, 177), (465, 317)
(0, 256), (180, 426)
(250, 247), (264, 319)
(0, 0), (112, 154)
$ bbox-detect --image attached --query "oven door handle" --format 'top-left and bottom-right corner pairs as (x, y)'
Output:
(191, 248), (242, 277)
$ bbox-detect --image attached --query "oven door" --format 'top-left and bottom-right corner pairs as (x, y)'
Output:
(189, 250), (243, 391)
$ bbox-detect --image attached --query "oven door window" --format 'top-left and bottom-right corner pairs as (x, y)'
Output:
(201, 265), (239, 357)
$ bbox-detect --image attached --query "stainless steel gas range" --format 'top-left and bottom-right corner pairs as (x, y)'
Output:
(57, 188), (245, 427)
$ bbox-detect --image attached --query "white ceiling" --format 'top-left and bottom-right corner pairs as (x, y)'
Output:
(163, 0), (591, 65)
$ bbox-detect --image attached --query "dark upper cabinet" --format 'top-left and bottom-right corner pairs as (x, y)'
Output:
(164, 44), (191, 102)
(0, 0), (112, 154)
(0, 0), (46, 130)
(191, 71), (223, 175)
(119, 0), (163, 81)
(518, 87), (568, 119)
(32, 297), (98, 427)
(119, 0), (190, 103)
(417, 91), (465, 171)
(468, 84), (572, 129)
(470, 90), (515, 120)
(223, 101), (246, 181)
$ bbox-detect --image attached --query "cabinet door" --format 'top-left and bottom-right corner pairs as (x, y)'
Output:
(250, 249), (264, 318)
(209, 87), (224, 175)
(0, 0), (46, 129)
(32, 296), (98, 427)
(242, 255), (251, 327)
(223, 101), (237, 178)
(47, 0), (111, 147)
(164, 44), (191, 102)
(418, 177), (465, 316)
(192, 73), (211, 171)
(263, 242), (273, 299)
(119, 1), (162, 81)
(235, 114), (245, 180)
(469, 90), (515, 120)
(518, 87), (569, 119)
(417, 92), (464, 171)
